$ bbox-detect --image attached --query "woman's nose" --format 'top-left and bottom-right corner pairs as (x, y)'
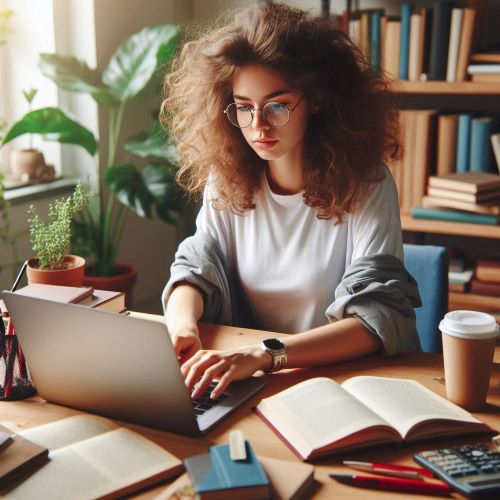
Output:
(251, 108), (271, 130)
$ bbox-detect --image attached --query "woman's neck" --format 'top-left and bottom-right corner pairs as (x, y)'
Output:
(267, 157), (303, 195)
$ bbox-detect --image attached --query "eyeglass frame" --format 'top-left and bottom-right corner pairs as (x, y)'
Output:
(224, 94), (305, 128)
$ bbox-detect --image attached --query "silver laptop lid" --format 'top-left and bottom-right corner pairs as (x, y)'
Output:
(2, 292), (200, 436)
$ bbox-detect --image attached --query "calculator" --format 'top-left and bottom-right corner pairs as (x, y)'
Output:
(414, 443), (500, 498)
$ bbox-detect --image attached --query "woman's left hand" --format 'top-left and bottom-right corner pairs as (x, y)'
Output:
(180, 346), (271, 400)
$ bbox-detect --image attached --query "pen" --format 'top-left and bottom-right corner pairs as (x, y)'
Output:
(330, 473), (451, 495)
(343, 460), (434, 479)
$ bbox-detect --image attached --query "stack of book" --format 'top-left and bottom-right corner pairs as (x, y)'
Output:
(470, 259), (500, 297)
(341, 0), (485, 82)
(448, 255), (474, 293)
(411, 172), (500, 225)
(468, 52), (500, 83)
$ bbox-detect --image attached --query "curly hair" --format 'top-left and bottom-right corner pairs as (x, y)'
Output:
(162, 2), (401, 222)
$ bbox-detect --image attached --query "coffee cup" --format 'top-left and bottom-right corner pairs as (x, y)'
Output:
(439, 310), (499, 411)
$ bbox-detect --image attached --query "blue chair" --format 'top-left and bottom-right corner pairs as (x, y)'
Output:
(403, 244), (449, 353)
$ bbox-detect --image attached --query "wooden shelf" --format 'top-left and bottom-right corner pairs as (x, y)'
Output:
(391, 81), (500, 95)
(401, 215), (500, 239)
(449, 292), (500, 312)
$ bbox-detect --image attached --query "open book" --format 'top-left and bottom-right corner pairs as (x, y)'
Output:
(0, 414), (183, 499)
(255, 376), (493, 461)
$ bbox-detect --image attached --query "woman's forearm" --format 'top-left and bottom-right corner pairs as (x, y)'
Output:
(165, 283), (204, 335)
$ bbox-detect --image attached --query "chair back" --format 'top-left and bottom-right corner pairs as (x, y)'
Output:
(403, 244), (448, 353)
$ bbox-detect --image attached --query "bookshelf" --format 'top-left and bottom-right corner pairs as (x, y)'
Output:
(395, 81), (500, 95)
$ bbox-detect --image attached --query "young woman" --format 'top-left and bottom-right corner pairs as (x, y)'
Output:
(161, 3), (420, 400)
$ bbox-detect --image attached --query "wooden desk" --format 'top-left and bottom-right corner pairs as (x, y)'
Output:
(2, 319), (500, 499)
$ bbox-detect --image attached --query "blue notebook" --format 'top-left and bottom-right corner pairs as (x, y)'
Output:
(470, 116), (495, 173)
(411, 206), (499, 225)
(184, 441), (270, 499)
(399, 3), (412, 80)
(456, 114), (472, 173)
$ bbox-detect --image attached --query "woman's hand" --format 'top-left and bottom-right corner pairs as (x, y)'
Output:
(170, 327), (202, 364)
(181, 346), (272, 400)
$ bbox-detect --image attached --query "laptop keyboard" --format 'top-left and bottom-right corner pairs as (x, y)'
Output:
(192, 381), (228, 416)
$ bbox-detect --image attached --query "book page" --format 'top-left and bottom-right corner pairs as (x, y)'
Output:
(18, 415), (117, 452)
(257, 378), (396, 458)
(2, 428), (182, 499)
(342, 376), (482, 439)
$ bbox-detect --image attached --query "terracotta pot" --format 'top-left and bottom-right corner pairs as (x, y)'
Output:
(83, 263), (138, 309)
(26, 255), (86, 287)
(10, 149), (45, 180)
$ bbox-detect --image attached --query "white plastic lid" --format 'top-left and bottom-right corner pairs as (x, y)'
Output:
(439, 310), (499, 339)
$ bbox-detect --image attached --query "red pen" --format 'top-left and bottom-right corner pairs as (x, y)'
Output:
(330, 473), (452, 495)
(343, 460), (434, 479)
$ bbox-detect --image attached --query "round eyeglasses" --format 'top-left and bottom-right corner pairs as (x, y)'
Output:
(224, 95), (305, 128)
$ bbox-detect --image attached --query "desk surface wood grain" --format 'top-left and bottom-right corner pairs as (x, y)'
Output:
(2, 315), (500, 499)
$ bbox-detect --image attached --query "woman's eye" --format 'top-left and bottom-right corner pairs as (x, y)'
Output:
(236, 105), (251, 112)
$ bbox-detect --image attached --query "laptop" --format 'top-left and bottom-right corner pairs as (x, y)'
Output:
(2, 292), (266, 436)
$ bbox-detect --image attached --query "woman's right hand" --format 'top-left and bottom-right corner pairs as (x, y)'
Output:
(170, 327), (202, 364)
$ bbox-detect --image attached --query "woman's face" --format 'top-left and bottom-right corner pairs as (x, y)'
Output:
(231, 65), (311, 164)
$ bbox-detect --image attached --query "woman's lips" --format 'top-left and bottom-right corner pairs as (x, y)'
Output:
(253, 139), (278, 149)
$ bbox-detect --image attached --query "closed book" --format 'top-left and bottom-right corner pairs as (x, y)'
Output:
(445, 8), (463, 82)
(422, 195), (500, 215)
(470, 277), (500, 297)
(470, 116), (495, 173)
(370, 11), (382, 71)
(419, 7), (433, 79)
(78, 289), (126, 312)
(0, 424), (48, 488)
(14, 284), (94, 304)
(476, 259), (500, 282)
(428, 0), (454, 81)
(456, 8), (477, 81)
(184, 441), (270, 499)
(411, 206), (500, 225)
(427, 186), (500, 204)
(381, 18), (401, 80)
(399, 3), (412, 80)
(456, 114), (473, 172)
(436, 114), (458, 176)
(255, 376), (493, 460)
(349, 17), (361, 48)
(408, 13), (421, 81)
(491, 133), (500, 173)
(359, 11), (371, 63)
(0, 415), (183, 498)
(471, 52), (500, 64)
(467, 64), (500, 74)
(471, 73), (500, 83)
(428, 172), (500, 193)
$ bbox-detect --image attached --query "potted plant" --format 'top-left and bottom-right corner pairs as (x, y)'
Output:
(3, 24), (184, 303)
(26, 183), (93, 286)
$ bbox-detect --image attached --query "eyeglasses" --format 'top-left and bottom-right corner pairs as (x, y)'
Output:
(224, 95), (305, 128)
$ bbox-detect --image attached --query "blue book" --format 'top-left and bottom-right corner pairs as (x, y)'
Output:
(184, 441), (270, 498)
(370, 11), (381, 71)
(456, 114), (472, 173)
(469, 116), (495, 172)
(411, 206), (499, 225)
(399, 3), (412, 80)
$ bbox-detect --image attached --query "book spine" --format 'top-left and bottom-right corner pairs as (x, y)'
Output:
(467, 64), (500, 74)
(411, 206), (499, 225)
(436, 114), (458, 176)
(428, 0), (454, 81)
(456, 114), (472, 172)
(446, 8), (463, 82)
(491, 133), (500, 174)
(382, 20), (401, 80)
(470, 278), (500, 297)
(469, 117), (494, 173)
(370, 11), (381, 71)
(455, 8), (476, 81)
(399, 3), (412, 80)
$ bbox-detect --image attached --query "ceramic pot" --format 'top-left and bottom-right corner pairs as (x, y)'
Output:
(26, 255), (86, 287)
(10, 149), (45, 180)
(83, 263), (138, 308)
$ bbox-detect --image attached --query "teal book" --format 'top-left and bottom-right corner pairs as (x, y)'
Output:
(411, 206), (499, 225)
(428, 0), (454, 81)
(370, 11), (381, 71)
(184, 441), (270, 499)
(399, 3), (412, 80)
(469, 116), (495, 173)
(456, 114), (472, 173)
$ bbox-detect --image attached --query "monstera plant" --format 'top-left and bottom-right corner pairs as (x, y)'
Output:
(3, 25), (183, 293)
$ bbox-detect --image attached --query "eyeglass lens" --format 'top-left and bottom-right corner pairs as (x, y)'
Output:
(225, 102), (290, 128)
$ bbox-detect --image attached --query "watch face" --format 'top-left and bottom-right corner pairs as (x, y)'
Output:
(263, 338), (284, 350)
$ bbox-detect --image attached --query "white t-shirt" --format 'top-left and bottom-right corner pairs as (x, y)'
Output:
(196, 166), (403, 334)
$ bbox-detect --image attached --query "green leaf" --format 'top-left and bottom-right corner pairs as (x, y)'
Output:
(105, 163), (183, 224)
(104, 164), (153, 218)
(22, 88), (38, 104)
(2, 107), (98, 156)
(102, 24), (181, 102)
(124, 122), (177, 161)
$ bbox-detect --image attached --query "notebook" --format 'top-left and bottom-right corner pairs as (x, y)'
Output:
(1, 292), (266, 436)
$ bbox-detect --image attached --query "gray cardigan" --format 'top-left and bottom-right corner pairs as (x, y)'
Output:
(162, 231), (421, 355)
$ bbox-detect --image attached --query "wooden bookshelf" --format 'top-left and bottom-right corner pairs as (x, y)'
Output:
(449, 291), (500, 312)
(401, 215), (500, 240)
(393, 81), (500, 95)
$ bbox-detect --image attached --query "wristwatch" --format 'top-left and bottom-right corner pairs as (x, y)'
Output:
(261, 338), (287, 373)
